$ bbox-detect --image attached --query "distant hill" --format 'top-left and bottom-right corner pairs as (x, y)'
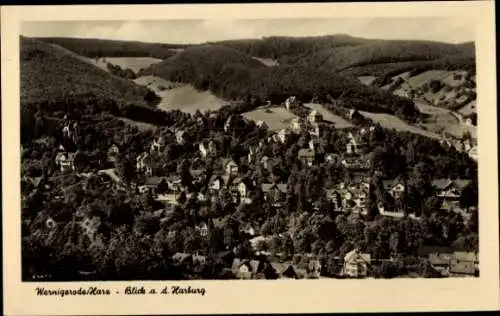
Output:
(33, 37), (187, 59)
(213, 36), (476, 86)
(210, 35), (368, 64)
(21, 36), (159, 110)
(139, 43), (421, 121)
(298, 40), (475, 72)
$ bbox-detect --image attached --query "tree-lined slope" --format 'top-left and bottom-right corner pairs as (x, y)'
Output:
(33, 37), (186, 59)
(21, 36), (158, 109)
(139, 44), (421, 121)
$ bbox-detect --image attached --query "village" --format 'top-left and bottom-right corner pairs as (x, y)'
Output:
(20, 94), (480, 280)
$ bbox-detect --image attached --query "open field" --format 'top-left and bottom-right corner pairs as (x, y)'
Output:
(75, 57), (163, 73)
(304, 103), (353, 129)
(155, 85), (226, 114)
(359, 110), (441, 139)
(405, 70), (450, 88)
(416, 100), (476, 139)
(139, 75), (227, 114)
(243, 106), (298, 131)
(357, 76), (377, 86)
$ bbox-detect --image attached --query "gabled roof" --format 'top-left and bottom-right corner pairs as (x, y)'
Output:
(429, 253), (452, 265)
(382, 179), (405, 190)
(453, 251), (477, 262)
(298, 148), (315, 158)
(344, 249), (371, 263)
(172, 252), (192, 263)
(190, 169), (205, 177)
(454, 179), (472, 189)
(209, 174), (231, 186)
(261, 183), (287, 193)
(450, 260), (475, 275)
(432, 179), (472, 190)
(249, 260), (261, 273)
(144, 177), (166, 186)
(136, 152), (149, 161)
(431, 179), (454, 190)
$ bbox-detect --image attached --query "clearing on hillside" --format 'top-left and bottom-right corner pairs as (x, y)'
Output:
(403, 70), (450, 89)
(243, 107), (298, 131)
(304, 103), (353, 129)
(101, 57), (164, 73)
(357, 76), (377, 86)
(359, 110), (441, 139)
(134, 75), (180, 92)
(76, 57), (163, 73)
(156, 85), (226, 114)
(134, 75), (226, 114)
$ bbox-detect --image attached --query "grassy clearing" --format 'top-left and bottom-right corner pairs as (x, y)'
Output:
(153, 84), (226, 114)
(243, 107), (298, 131)
(102, 57), (164, 73)
(405, 70), (450, 89)
(415, 100), (476, 139)
(359, 110), (441, 139)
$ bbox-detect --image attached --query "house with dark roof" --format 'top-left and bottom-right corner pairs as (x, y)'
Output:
(138, 176), (168, 193)
(136, 152), (153, 176)
(298, 148), (315, 166)
(55, 152), (79, 172)
(261, 183), (287, 204)
(383, 179), (406, 199)
(431, 179), (472, 200)
(107, 144), (120, 163)
(208, 174), (231, 192)
(231, 259), (264, 279)
(269, 262), (299, 279)
(449, 252), (478, 277)
(172, 253), (194, 269)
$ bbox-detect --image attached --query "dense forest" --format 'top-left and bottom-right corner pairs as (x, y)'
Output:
(33, 37), (187, 59)
(139, 44), (421, 121)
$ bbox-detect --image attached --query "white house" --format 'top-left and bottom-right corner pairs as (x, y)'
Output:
(199, 142), (208, 158)
(285, 96), (298, 111)
(307, 110), (323, 125)
(290, 118), (302, 133)
(224, 159), (239, 176)
(261, 156), (270, 170)
(341, 248), (371, 278)
(175, 130), (185, 145)
(278, 129), (288, 144)
(150, 136), (165, 153)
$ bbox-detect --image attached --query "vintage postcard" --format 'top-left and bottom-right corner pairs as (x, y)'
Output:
(2, 1), (499, 315)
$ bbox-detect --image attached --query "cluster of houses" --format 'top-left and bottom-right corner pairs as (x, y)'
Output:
(440, 133), (478, 161)
(168, 247), (323, 280)
(323, 176), (472, 219)
(419, 246), (478, 277)
(53, 117), (85, 172)
(340, 246), (479, 278)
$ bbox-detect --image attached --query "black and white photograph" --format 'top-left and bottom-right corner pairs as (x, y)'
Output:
(2, 2), (499, 315)
(19, 16), (482, 282)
